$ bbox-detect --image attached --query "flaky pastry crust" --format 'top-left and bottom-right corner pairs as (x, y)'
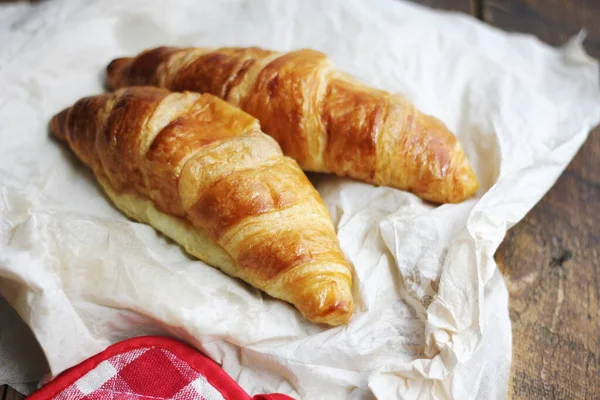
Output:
(50, 87), (353, 326)
(107, 47), (479, 203)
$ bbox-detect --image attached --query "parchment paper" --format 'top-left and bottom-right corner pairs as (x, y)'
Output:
(1, 0), (599, 399)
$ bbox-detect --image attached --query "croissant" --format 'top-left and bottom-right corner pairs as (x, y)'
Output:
(49, 87), (353, 326)
(107, 46), (479, 203)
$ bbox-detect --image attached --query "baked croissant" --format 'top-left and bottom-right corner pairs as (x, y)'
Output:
(107, 46), (479, 203)
(49, 87), (353, 326)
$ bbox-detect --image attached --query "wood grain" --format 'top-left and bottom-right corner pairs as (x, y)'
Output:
(496, 171), (600, 399)
(483, 1), (600, 399)
(408, 0), (474, 14)
(484, 0), (600, 59)
(3, 388), (24, 400)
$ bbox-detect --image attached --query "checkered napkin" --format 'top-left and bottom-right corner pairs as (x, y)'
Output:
(27, 336), (294, 400)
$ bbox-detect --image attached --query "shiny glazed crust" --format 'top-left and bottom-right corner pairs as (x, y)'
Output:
(107, 47), (479, 203)
(49, 87), (353, 326)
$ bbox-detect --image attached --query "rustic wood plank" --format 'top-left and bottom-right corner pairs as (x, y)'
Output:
(2, 388), (24, 400)
(484, 0), (600, 59)
(496, 170), (600, 399)
(485, 1), (600, 399)
(568, 128), (600, 188)
(406, 0), (475, 14)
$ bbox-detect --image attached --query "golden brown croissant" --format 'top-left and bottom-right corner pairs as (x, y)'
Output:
(107, 46), (479, 203)
(49, 86), (353, 326)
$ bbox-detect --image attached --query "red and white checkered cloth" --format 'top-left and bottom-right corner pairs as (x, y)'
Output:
(28, 336), (294, 400)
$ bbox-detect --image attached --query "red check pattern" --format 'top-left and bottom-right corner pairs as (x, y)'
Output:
(27, 336), (295, 400)
(54, 347), (224, 400)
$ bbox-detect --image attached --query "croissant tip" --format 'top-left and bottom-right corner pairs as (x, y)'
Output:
(106, 57), (133, 90)
(412, 160), (479, 204)
(49, 108), (70, 141)
(319, 298), (354, 326)
(450, 163), (479, 202)
(310, 281), (354, 326)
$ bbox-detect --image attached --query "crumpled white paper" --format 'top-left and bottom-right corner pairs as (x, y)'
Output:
(1, 0), (599, 399)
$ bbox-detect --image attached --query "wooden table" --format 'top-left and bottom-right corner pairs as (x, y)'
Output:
(1, 1), (598, 399)
(418, 2), (600, 398)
